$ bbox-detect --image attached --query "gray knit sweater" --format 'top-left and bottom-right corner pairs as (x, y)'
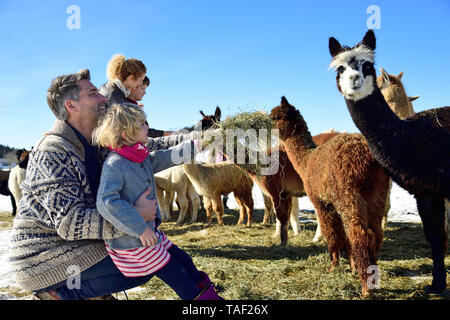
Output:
(9, 120), (193, 291)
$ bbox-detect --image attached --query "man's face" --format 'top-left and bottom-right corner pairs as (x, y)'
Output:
(129, 84), (148, 101)
(72, 79), (106, 124)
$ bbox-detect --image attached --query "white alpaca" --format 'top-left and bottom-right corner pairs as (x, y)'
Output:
(8, 165), (27, 209)
(154, 165), (200, 225)
(8, 149), (30, 210)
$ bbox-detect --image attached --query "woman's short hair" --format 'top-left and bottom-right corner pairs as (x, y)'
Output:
(92, 103), (147, 148)
(106, 54), (146, 83)
(46, 69), (91, 120)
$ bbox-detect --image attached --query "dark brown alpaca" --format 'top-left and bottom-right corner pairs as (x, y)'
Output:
(270, 97), (390, 297)
(159, 106), (222, 137)
(0, 170), (16, 215)
(329, 29), (449, 294)
(253, 133), (340, 246)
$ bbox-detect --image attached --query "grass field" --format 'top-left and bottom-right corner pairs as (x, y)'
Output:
(0, 208), (448, 300)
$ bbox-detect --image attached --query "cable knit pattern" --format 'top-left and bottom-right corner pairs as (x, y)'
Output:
(9, 120), (124, 291)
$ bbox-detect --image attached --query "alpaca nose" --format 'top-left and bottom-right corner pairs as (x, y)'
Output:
(349, 74), (360, 82)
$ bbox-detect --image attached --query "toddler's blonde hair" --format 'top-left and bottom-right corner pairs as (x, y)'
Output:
(92, 103), (147, 149)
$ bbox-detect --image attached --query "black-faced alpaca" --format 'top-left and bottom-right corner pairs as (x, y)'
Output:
(329, 29), (450, 294)
(270, 97), (390, 297)
(160, 106), (222, 137)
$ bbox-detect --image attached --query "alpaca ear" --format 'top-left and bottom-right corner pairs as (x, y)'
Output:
(408, 95), (419, 102)
(380, 68), (390, 84)
(397, 71), (404, 80)
(281, 96), (289, 107)
(199, 111), (206, 118)
(214, 106), (221, 121)
(361, 29), (376, 50)
(329, 37), (342, 57)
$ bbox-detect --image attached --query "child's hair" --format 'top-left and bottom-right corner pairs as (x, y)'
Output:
(106, 54), (147, 83)
(92, 103), (147, 148)
(142, 75), (150, 87)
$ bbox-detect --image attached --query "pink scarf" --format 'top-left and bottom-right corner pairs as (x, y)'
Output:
(109, 142), (149, 163)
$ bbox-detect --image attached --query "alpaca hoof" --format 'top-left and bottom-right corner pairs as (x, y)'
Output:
(327, 266), (335, 273)
(424, 285), (448, 295)
(361, 287), (371, 298)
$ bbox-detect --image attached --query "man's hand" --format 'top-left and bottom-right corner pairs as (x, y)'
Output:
(134, 188), (157, 222)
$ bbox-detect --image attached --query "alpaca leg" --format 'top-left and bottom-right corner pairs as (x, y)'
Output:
(262, 193), (275, 225)
(313, 219), (324, 243)
(211, 197), (224, 226)
(245, 194), (254, 227)
(235, 190), (254, 227)
(416, 196), (447, 293)
(290, 197), (299, 235)
(175, 192), (189, 225)
(156, 187), (169, 221)
(234, 197), (245, 225)
(188, 187), (200, 224)
(168, 191), (175, 218)
(311, 200), (345, 271)
(342, 221), (373, 297)
(382, 179), (393, 229)
(10, 194), (16, 216)
(204, 197), (213, 225)
(273, 195), (292, 246)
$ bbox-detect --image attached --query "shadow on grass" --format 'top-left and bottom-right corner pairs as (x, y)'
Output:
(379, 222), (431, 261)
(181, 242), (325, 262)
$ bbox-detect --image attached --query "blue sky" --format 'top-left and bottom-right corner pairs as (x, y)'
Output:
(0, 0), (449, 149)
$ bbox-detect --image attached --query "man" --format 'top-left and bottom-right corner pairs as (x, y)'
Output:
(9, 69), (157, 300)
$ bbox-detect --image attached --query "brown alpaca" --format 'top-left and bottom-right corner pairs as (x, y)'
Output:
(377, 68), (418, 119)
(183, 162), (254, 226)
(270, 97), (390, 297)
(254, 133), (339, 246)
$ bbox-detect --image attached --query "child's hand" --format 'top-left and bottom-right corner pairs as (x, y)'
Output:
(140, 227), (158, 247)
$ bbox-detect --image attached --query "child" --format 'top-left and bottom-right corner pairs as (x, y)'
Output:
(92, 103), (223, 300)
(127, 75), (150, 106)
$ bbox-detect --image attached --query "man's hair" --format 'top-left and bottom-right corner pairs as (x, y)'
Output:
(92, 103), (147, 148)
(142, 76), (150, 87)
(47, 69), (91, 120)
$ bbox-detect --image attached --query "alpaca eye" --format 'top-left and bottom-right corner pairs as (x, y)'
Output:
(362, 62), (372, 71)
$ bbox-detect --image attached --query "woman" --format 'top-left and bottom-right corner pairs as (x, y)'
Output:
(100, 54), (146, 108)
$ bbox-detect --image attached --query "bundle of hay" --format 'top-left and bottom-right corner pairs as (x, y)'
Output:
(201, 111), (279, 175)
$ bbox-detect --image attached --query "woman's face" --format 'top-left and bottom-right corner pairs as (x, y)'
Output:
(124, 74), (146, 90)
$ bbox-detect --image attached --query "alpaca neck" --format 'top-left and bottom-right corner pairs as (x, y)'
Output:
(282, 135), (314, 175)
(346, 88), (403, 146)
